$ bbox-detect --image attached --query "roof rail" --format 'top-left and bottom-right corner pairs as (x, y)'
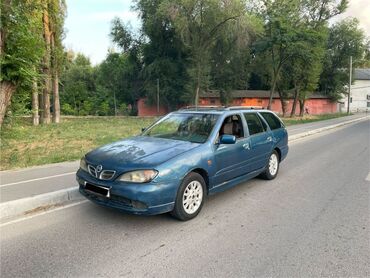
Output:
(180, 105), (226, 111)
(226, 106), (264, 110)
(178, 105), (266, 111)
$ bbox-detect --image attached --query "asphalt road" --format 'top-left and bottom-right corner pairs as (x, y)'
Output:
(1, 119), (369, 277)
(0, 113), (367, 203)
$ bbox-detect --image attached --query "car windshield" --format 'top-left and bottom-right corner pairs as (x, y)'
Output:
(142, 113), (219, 143)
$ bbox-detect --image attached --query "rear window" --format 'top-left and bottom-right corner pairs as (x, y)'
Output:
(260, 112), (283, 130)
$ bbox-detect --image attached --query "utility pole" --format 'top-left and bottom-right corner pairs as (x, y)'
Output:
(113, 91), (117, 116)
(157, 78), (159, 115)
(347, 56), (352, 114)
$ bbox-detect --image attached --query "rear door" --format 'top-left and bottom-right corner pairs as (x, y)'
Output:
(243, 112), (274, 171)
(259, 112), (287, 146)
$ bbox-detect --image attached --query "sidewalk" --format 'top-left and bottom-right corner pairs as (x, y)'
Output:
(0, 161), (79, 203)
(287, 113), (368, 136)
(0, 113), (368, 222)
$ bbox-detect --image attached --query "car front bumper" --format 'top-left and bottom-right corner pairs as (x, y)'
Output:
(76, 169), (178, 215)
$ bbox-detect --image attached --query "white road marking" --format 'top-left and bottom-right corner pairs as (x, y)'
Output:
(0, 172), (76, 188)
(366, 172), (370, 182)
(0, 200), (88, 227)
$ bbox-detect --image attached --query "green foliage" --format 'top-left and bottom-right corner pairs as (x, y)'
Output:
(0, 0), (44, 85)
(159, 0), (254, 104)
(137, 0), (190, 108)
(318, 18), (366, 100)
(109, 18), (144, 112)
(60, 53), (103, 115)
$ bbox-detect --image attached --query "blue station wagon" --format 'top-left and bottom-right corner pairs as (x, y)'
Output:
(77, 107), (288, 220)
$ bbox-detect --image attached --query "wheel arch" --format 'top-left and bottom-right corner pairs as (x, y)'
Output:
(189, 168), (210, 194)
(274, 147), (282, 162)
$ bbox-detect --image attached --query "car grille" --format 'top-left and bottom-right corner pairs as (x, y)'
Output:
(88, 164), (116, 180)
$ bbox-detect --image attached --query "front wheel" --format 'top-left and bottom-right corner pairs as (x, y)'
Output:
(171, 172), (206, 221)
(260, 150), (280, 180)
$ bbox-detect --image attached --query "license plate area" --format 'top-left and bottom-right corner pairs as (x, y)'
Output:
(84, 182), (110, 197)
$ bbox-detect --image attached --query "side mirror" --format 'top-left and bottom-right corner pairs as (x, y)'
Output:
(219, 134), (236, 144)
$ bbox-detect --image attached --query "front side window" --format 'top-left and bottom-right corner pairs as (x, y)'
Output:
(142, 113), (219, 143)
(219, 114), (244, 138)
(260, 112), (283, 130)
(243, 113), (265, 135)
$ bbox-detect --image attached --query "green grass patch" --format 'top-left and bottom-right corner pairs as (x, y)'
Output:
(281, 113), (351, 126)
(0, 113), (351, 170)
(0, 116), (156, 170)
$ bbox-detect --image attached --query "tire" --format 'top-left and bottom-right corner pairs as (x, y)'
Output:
(260, 150), (280, 180)
(171, 172), (206, 221)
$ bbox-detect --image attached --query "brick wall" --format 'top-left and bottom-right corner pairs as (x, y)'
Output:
(138, 97), (337, 116)
(137, 98), (169, 117)
(200, 97), (337, 115)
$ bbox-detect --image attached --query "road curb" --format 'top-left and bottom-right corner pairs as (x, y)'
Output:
(288, 115), (369, 142)
(0, 187), (83, 223)
(1, 115), (368, 223)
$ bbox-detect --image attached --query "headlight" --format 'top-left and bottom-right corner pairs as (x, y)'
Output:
(80, 157), (88, 172)
(118, 170), (158, 183)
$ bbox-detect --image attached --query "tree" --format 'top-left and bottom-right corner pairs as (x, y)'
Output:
(301, 0), (348, 26)
(0, 0), (44, 125)
(136, 0), (190, 110)
(40, 0), (66, 124)
(318, 18), (366, 100)
(160, 0), (253, 106)
(98, 52), (131, 115)
(210, 14), (262, 99)
(110, 18), (144, 113)
(60, 53), (100, 115)
(49, 0), (66, 123)
(253, 0), (348, 112)
(254, 0), (303, 110)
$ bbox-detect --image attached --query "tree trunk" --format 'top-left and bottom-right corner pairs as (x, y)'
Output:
(51, 32), (60, 123)
(194, 65), (201, 108)
(268, 78), (277, 110)
(277, 87), (287, 117)
(41, 74), (52, 124)
(299, 99), (305, 117)
(195, 85), (200, 108)
(32, 78), (39, 126)
(290, 87), (299, 117)
(0, 81), (16, 126)
(41, 8), (52, 124)
(0, 0), (15, 126)
(52, 72), (60, 123)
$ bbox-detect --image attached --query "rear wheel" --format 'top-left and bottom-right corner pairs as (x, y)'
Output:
(171, 172), (205, 221)
(260, 150), (280, 180)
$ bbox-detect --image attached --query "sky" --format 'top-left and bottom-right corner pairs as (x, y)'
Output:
(63, 0), (370, 65)
(63, 0), (139, 64)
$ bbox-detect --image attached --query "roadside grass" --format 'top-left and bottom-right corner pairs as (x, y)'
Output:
(0, 117), (156, 170)
(0, 112), (351, 170)
(281, 113), (350, 126)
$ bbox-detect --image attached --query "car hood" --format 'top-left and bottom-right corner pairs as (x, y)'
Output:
(85, 136), (200, 170)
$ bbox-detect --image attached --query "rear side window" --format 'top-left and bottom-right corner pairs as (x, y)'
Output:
(243, 113), (265, 135)
(260, 112), (283, 130)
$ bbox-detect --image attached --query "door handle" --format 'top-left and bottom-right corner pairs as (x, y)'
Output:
(243, 143), (250, 150)
(267, 136), (272, 142)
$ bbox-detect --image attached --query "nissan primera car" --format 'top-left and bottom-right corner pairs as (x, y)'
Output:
(77, 107), (288, 221)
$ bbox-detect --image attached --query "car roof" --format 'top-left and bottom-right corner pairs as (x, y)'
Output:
(174, 106), (274, 115)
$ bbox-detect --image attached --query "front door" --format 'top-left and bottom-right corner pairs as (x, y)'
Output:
(212, 114), (250, 186)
